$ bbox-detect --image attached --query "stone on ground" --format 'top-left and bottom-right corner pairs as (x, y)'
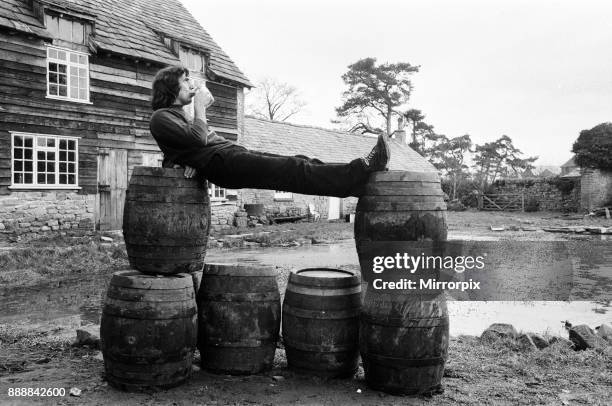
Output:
(528, 333), (549, 349)
(595, 323), (612, 343)
(481, 323), (518, 341)
(517, 333), (537, 351)
(569, 324), (607, 350)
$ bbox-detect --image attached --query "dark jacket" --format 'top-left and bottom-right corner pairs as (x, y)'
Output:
(149, 105), (234, 169)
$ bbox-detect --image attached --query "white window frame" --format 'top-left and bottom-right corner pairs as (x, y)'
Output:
(208, 183), (227, 201)
(274, 191), (293, 200)
(10, 132), (80, 190)
(46, 45), (91, 104)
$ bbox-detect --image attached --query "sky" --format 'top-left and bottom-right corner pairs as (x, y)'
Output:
(181, 0), (612, 166)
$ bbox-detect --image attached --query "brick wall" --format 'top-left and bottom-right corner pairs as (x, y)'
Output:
(490, 177), (581, 212)
(581, 169), (612, 211)
(0, 191), (95, 241)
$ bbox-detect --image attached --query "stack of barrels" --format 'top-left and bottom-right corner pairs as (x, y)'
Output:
(355, 170), (449, 395)
(100, 167), (210, 390)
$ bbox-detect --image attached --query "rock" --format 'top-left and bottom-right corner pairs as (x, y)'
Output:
(100, 236), (113, 242)
(272, 376), (285, 382)
(548, 336), (574, 348)
(92, 352), (104, 361)
(192, 364), (201, 372)
(516, 333), (537, 351)
(74, 328), (100, 348)
(481, 323), (518, 341)
(528, 333), (549, 349)
(569, 324), (607, 350)
(596, 323), (612, 343)
(69, 388), (82, 397)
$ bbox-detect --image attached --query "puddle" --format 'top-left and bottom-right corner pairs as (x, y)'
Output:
(0, 237), (610, 337)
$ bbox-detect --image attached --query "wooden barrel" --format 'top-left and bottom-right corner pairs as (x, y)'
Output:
(282, 268), (361, 378)
(198, 263), (280, 374)
(122, 166), (211, 275)
(100, 270), (197, 391)
(355, 170), (449, 394)
(360, 289), (449, 395)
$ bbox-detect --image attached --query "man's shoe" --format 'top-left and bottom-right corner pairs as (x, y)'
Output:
(362, 134), (390, 172)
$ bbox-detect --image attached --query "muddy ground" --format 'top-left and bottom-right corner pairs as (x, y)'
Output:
(0, 210), (611, 405)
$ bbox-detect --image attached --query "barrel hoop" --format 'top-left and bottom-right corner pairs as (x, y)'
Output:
(283, 305), (361, 319)
(199, 340), (277, 349)
(285, 285), (361, 297)
(364, 352), (446, 367)
(289, 269), (361, 288)
(102, 304), (197, 319)
(361, 314), (449, 328)
(105, 285), (194, 301)
(283, 338), (357, 353)
(198, 292), (280, 301)
(204, 263), (278, 277)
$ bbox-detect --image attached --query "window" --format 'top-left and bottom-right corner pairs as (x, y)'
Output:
(208, 183), (226, 200)
(11, 133), (79, 188)
(274, 191), (293, 200)
(47, 46), (90, 102)
(179, 47), (207, 72)
(45, 14), (85, 43)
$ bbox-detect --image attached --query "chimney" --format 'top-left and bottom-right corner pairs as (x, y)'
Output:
(395, 116), (407, 144)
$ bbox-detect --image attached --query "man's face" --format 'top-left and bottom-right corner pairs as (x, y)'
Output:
(174, 73), (196, 106)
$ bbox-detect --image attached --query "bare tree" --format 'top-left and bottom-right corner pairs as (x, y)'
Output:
(246, 78), (307, 121)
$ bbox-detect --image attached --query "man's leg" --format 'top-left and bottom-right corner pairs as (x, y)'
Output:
(201, 146), (368, 198)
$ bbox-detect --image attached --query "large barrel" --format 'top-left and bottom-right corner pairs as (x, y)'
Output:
(198, 263), (280, 374)
(360, 290), (449, 395)
(122, 166), (211, 275)
(100, 270), (197, 391)
(282, 268), (361, 378)
(355, 170), (449, 394)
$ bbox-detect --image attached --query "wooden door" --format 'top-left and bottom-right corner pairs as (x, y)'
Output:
(97, 149), (128, 230)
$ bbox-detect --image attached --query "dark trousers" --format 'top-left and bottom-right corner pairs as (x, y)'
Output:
(199, 145), (368, 197)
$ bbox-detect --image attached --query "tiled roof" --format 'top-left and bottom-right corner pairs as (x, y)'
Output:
(561, 156), (576, 168)
(241, 116), (438, 173)
(0, 0), (252, 87)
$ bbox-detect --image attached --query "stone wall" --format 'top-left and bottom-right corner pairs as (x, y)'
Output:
(490, 177), (581, 212)
(0, 191), (95, 241)
(239, 189), (328, 219)
(581, 169), (612, 211)
(210, 201), (240, 231)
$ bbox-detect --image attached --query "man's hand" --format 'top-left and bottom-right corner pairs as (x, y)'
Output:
(173, 164), (197, 178)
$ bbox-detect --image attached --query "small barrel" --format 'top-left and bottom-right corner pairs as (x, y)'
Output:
(198, 263), (280, 374)
(122, 166), (211, 275)
(282, 268), (361, 378)
(360, 289), (449, 395)
(100, 270), (197, 391)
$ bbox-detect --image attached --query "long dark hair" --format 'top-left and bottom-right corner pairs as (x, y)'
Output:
(151, 66), (189, 111)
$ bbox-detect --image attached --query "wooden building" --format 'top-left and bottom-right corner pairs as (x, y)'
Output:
(0, 0), (251, 238)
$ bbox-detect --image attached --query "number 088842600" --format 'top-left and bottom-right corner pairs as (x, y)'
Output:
(7, 387), (66, 397)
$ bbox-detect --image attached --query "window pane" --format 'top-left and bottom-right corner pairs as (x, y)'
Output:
(38, 161), (46, 172)
(47, 162), (55, 172)
(79, 89), (87, 100)
(24, 138), (32, 148)
(59, 74), (67, 85)
(59, 162), (67, 172)
(24, 161), (32, 171)
(47, 138), (55, 147)
(79, 55), (86, 64)
(37, 137), (46, 147)
(24, 173), (33, 183)
(57, 51), (66, 61)
(68, 152), (75, 161)
(68, 163), (75, 173)
(14, 161), (23, 171)
(73, 22), (84, 44)
(60, 151), (67, 161)
(79, 78), (86, 87)
(59, 174), (67, 184)
(38, 173), (46, 184)
(14, 149), (22, 159)
(70, 87), (78, 99)
(70, 53), (78, 63)
(58, 64), (66, 74)
(70, 66), (78, 75)
(49, 62), (57, 72)
(79, 68), (86, 76)
(49, 72), (57, 83)
(48, 48), (57, 59)
(68, 140), (75, 150)
(49, 84), (58, 95)
(37, 150), (46, 160)
(14, 136), (23, 147)
(59, 139), (67, 149)
(47, 174), (55, 184)
(24, 150), (32, 160)
(68, 174), (75, 184)
(14, 173), (22, 184)
(59, 86), (67, 96)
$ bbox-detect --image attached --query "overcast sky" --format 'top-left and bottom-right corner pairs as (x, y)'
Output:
(181, 0), (612, 166)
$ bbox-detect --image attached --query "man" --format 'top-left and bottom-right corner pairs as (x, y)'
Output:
(149, 66), (389, 197)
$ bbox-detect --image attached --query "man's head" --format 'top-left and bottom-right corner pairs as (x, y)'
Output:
(151, 66), (192, 110)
